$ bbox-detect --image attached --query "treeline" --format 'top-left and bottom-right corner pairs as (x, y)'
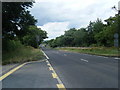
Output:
(2, 2), (47, 52)
(2, 2), (48, 64)
(46, 15), (120, 48)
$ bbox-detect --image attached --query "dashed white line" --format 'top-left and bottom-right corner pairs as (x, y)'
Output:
(81, 59), (88, 62)
(64, 54), (67, 56)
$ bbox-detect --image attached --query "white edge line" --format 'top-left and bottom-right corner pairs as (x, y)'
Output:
(41, 49), (49, 59)
(103, 57), (108, 58)
(46, 59), (63, 85)
(41, 49), (65, 88)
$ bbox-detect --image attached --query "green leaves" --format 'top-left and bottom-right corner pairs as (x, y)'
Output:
(47, 16), (119, 48)
(2, 2), (36, 39)
(22, 26), (47, 48)
(2, 2), (47, 49)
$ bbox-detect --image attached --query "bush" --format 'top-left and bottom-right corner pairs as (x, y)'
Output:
(3, 39), (23, 52)
(89, 44), (98, 47)
(2, 39), (45, 65)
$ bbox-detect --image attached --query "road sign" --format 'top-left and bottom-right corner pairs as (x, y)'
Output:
(114, 39), (119, 47)
(114, 33), (119, 39)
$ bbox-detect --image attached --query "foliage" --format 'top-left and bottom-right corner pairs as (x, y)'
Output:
(2, 2), (47, 48)
(2, 40), (45, 65)
(46, 15), (120, 48)
(2, 2), (37, 40)
(2, 2), (48, 64)
(22, 26), (47, 48)
(56, 47), (120, 57)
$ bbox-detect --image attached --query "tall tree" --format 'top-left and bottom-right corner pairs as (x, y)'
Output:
(2, 2), (37, 40)
(22, 26), (47, 48)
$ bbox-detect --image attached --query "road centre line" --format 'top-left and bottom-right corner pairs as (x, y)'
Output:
(81, 59), (88, 62)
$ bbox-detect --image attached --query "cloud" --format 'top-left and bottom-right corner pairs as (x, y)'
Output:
(29, 0), (119, 40)
(38, 22), (69, 40)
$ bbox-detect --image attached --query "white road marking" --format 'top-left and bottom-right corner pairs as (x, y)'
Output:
(41, 49), (66, 89)
(103, 57), (108, 58)
(41, 49), (49, 59)
(114, 57), (120, 59)
(97, 56), (103, 57)
(64, 54), (67, 56)
(46, 59), (66, 88)
(81, 59), (88, 62)
(96, 55), (109, 59)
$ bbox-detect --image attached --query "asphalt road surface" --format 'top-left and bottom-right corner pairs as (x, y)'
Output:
(2, 47), (118, 89)
(43, 47), (118, 88)
(2, 60), (58, 88)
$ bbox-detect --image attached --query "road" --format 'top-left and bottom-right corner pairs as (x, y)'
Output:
(2, 47), (118, 89)
(2, 60), (58, 88)
(43, 47), (118, 88)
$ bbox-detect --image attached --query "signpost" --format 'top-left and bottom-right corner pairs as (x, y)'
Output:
(113, 2), (120, 48)
(114, 33), (119, 47)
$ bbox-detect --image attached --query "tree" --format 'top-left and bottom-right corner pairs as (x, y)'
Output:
(95, 15), (119, 46)
(86, 21), (96, 45)
(22, 26), (47, 48)
(73, 28), (88, 46)
(2, 2), (37, 40)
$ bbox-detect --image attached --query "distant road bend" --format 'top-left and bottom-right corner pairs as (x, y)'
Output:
(42, 47), (118, 88)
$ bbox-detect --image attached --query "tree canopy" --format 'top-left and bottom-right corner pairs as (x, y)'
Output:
(2, 2), (47, 49)
(46, 16), (120, 48)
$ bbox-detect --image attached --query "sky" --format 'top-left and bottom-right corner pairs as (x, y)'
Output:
(29, 0), (119, 40)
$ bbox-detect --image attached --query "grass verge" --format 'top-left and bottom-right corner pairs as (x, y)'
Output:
(2, 46), (45, 65)
(56, 47), (120, 57)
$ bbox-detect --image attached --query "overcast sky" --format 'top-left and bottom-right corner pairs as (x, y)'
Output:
(29, 0), (119, 40)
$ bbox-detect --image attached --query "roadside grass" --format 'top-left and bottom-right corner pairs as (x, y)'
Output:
(2, 46), (45, 65)
(56, 47), (120, 57)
